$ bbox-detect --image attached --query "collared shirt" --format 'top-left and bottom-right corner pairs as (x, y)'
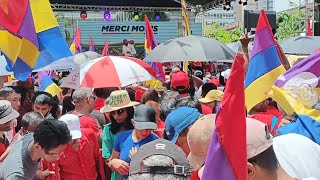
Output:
(59, 128), (100, 180)
(122, 44), (136, 56)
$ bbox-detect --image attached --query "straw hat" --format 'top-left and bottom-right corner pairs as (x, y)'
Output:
(100, 90), (140, 113)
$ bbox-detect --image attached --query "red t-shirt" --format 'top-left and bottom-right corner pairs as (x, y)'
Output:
(71, 111), (101, 138)
(94, 97), (105, 111)
(154, 120), (165, 138)
(201, 104), (212, 115)
(59, 128), (100, 180)
(266, 106), (283, 118)
(190, 170), (201, 180)
(0, 135), (9, 157)
(249, 112), (282, 135)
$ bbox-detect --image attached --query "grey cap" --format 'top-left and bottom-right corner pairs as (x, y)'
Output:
(133, 105), (157, 130)
(130, 139), (193, 177)
(0, 100), (19, 124)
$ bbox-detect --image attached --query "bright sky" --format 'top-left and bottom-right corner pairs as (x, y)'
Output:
(275, 0), (304, 12)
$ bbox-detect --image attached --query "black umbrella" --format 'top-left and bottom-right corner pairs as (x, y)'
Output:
(144, 35), (235, 63)
(280, 36), (320, 55)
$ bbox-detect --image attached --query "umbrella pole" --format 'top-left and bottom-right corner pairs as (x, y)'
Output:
(188, 62), (195, 98)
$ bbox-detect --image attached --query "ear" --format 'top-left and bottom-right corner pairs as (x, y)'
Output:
(247, 162), (256, 180)
(34, 143), (43, 152)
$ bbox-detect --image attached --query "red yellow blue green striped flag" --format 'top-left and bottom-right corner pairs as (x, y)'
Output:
(0, 0), (72, 80)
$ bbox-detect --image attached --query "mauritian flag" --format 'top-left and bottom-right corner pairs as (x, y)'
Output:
(70, 27), (82, 53)
(202, 52), (247, 180)
(245, 9), (286, 112)
(269, 50), (320, 143)
(101, 40), (109, 56)
(38, 71), (62, 97)
(89, 35), (95, 52)
(144, 15), (165, 83)
(0, 0), (72, 80)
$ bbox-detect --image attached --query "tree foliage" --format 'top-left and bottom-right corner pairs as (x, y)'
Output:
(204, 23), (243, 43)
(276, 11), (306, 41)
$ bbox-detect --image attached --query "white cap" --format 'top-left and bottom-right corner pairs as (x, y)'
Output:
(59, 114), (82, 140)
(221, 69), (231, 79)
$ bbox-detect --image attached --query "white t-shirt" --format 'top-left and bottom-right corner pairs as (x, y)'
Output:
(122, 44), (136, 56)
(273, 133), (320, 178)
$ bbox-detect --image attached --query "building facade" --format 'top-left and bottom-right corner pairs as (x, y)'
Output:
(203, 1), (236, 26)
(234, 0), (275, 27)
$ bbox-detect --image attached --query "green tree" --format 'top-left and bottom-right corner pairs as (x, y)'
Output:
(276, 11), (306, 41)
(204, 23), (243, 43)
(55, 12), (72, 42)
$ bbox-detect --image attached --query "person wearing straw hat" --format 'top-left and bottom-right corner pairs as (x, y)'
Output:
(100, 90), (139, 180)
(198, 90), (224, 114)
(0, 100), (19, 157)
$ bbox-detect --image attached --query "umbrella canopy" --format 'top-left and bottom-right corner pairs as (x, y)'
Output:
(65, 51), (102, 65)
(61, 56), (156, 89)
(0, 55), (79, 76)
(226, 41), (253, 54)
(143, 35), (235, 63)
(280, 36), (320, 55)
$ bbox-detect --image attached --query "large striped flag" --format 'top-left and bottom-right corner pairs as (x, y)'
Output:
(38, 71), (62, 97)
(181, 0), (190, 73)
(202, 52), (247, 180)
(0, 0), (72, 80)
(245, 10), (286, 112)
(144, 15), (165, 84)
(269, 50), (320, 143)
(89, 35), (95, 52)
(181, 0), (191, 36)
(70, 27), (82, 53)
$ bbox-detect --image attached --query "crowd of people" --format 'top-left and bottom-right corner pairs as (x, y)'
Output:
(0, 36), (319, 180)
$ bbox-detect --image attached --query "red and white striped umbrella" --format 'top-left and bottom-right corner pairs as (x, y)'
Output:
(61, 56), (156, 88)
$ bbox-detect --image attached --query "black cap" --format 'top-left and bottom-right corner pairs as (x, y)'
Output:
(133, 105), (157, 130)
(130, 139), (193, 176)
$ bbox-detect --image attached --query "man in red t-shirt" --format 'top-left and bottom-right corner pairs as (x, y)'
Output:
(248, 99), (286, 135)
(41, 114), (100, 180)
(71, 88), (102, 138)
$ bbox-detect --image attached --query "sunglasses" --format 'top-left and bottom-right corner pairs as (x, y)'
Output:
(110, 109), (125, 116)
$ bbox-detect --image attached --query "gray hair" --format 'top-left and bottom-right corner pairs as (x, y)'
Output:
(21, 112), (44, 129)
(129, 155), (190, 180)
(72, 88), (93, 103)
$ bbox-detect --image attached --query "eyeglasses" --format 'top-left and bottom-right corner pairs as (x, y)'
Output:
(110, 109), (125, 116)
(87, 96), (97, 101)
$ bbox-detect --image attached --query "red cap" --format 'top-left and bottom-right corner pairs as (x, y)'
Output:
(171, 71), (189, 90)
(135, 89), (144, 102)
(193, 61), (202, 67)
(209, 78), (220, 87)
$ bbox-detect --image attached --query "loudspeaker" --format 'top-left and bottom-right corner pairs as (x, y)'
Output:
(314, 22), (320, 36)
(244, 10), (277, 33)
